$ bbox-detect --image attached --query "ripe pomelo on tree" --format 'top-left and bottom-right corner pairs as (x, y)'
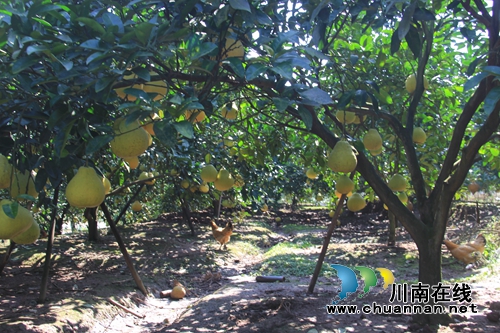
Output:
(65, 166), (106, 208)
(131, 200), (142, 212)
(214, 169), (234, 191)
(388, 174), (407, 191)
(327, 140), (357, 173)
(0, 200), (34, 239)
(335, 190), (352, 199)
(0, 154), (12, 189)
(142, 73), (167, 101)
(9, 169), (38, 200)
(199, 183), (209, 193)
(335, 110), (355, 124)
(185, 110), (206, 123)
(200, 164), (218, 182)
(221, 102), (238, 120)
(468, 181), (480, 194)
(110, 117), (150, 158)
(353, 114), (366, 124)
(363, 129), (383, 151)
(142, 113), (159, 136)
(180, 179), (190, 189)
(398, 192), (408, 204)
(405, 74), (429, 94)
(102, 176), (111, 194)
(223, 29), (244, 59)
(11, 219), (40, 244)
(328, 210), (335, 218)
(347, 193), (366, 212)
(139, 171), (155, 185)
(124, 156), (140, 169)
(412, 127), (427, 144)
(369, 146), (383, 156)
(305, 168), (318, 179)
(114, 74), (143, 101)
(336, 175), (354, 194)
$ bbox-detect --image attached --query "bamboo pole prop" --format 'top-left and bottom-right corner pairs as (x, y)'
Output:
(107, 297), (145, 318)
(0, 241), (17, 275)
(100, 202), (148, 295)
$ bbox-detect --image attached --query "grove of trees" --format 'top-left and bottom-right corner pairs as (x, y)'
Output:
(1, 0), (500, 326)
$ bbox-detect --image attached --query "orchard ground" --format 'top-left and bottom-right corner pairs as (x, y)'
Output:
(1, 202), (499, 333)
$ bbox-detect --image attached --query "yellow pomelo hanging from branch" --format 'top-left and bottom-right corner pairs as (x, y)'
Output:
(335, 110), (355, 124)
(131, 201), (142, 212)
(0, 199), (34, 239)
(221, 102), (238, 120)
(124, 156), (140, 169)
(200, 164), (218, 182)
(142, 72), (167, 101)
(363, 129), (383, 151)
(336, 175), (355, 194)
(412, 127), (427, 144)
(11, 219), (40, 244)
(214, 169), (234, 191)
(9, 169), (38, 200)
(405, 74), (429, 94)
(65, 166), (106, 208)
(305, 168), (318, 179)
(327, 141), (357, 173)
(347, 193), (366, 212)
(388, 174), (407, 191)
(185, 110), (206, 123)
(110, 117), (150, 159)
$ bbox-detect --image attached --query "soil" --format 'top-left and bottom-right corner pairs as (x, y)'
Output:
(1, 203), (499, 333)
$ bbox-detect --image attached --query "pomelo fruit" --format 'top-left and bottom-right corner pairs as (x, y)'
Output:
(185, 110), (206, 123)
(347, 193), (366, 212)
(327, 141), (357, 173)
(221, 103), (238, 120)
(110, 117), (150, 158)
(170, 285), (186, 299)
(336, 175), (354, 194)
(0, 200), (34, 239)
(65, 166), (106, 208)
(405, 74), (429, 94)
(335, 110), (355, 124)
(412, 127), (427, 144)
(9, 169), (38, 200)
(468, 182), (480, 194)
(214, 169), (234, 191)
(124, 156), (140, 169)
(200, 164), (218, 182)
(305, 168), (318, 179)
(363, 129), (383, 151)
(11, 220), (40, 244)
(388, 174), (407, 191)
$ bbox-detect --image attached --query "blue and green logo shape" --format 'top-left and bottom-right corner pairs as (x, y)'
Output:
(330, 264), (395, 304)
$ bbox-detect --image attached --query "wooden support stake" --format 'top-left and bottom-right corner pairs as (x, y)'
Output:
(100, 202), (148, 296)
(308, 192), (347, 294)
(0, 241), (17, 275)
(107, 297), (145, 318)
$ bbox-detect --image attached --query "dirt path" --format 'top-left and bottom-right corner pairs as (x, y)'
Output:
(1, 206), (499, 332)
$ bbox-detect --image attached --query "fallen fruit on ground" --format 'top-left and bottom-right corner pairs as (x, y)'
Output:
(412, 127), (427, 144)
(347, 193), (366, 212)
(0, 199), (34, 239)
(110, 117), (150, 158)
(261, 204), (269, 212)
(275, 217), (282, 222)
(11, 220), (40, 244)
(363, 129), (383, 151)
(65, 166), (106, 208)
(170, 285), (186, 299)
(388, 174), (407, 191)
(328, 140), (357, 173)
(200, 164), (218, 182)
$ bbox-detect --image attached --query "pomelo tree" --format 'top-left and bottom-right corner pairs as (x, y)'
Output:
(1, 0), (500, 325)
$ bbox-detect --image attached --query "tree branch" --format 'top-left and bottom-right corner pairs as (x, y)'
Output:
(461, 0), (492, 28)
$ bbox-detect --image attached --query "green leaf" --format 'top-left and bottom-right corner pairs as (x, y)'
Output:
(86, 135), (113, 155)
(229, 0), (252, 12)
(483, 86), (500, 116)
(299, 88), (333, 105)
(350, 54), (359, 65)
(297, 105), (313, 130)
(466, 58), (482, 76)
(413, 8), (436, 21)
(224, 57), (245, 78)
(80, 39), (108, 51)
(95, 76), (115, 93)
(270, 61), (293, 80)
(192, 42), (218, 60)
(464, 72), (489, 91)
(483, 66), (500, 76)
(398, 1), (417, 40)
(173, 121), (194, 139)
(2, 201), (18, 219)
(154, 121), (178, 147)
(77, 17), (105, 35)
(246, 63), (267, 80)
(273, 97), (290, 112)
(390, 30), (401, 55)
(405, 25), (421, 58)
(12, 56), (38, 74)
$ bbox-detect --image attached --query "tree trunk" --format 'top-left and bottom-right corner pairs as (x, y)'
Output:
(85, 207), (99, 241)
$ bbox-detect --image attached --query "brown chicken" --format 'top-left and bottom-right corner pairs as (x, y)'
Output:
(210, 220), (234, 250)
(442, 234), (486, 265)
